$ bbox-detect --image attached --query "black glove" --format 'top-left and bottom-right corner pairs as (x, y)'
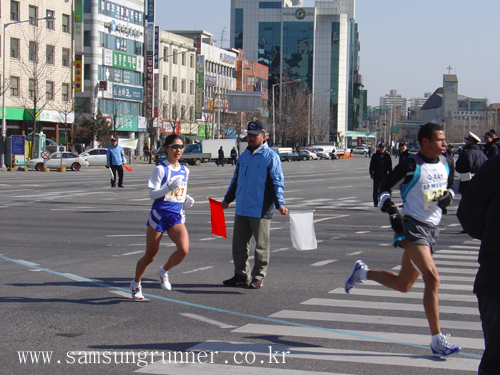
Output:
(387, 203), (405, 234)
(437, 189), (454, 210)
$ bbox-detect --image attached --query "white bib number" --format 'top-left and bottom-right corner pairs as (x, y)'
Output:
(422, 186), (446, 210)
(164, 181), (187, 203)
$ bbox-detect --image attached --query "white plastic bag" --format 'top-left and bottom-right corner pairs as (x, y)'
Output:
(290, 210), (317, 250)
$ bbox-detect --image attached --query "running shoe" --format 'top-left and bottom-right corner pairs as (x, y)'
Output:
(222, 275), (249, 287)
(158, 267), (172, 291)
(345, 260), (367, 294)
(130, 281), (144, 300)
(248, 279), (264, 289)
(430, 334), (462, 358)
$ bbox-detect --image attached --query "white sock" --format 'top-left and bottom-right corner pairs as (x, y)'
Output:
(431, 333), (442, 345)
(159, 266), (167, 275)
(359, 268), (368, 281)
(131, 279), (140, 287)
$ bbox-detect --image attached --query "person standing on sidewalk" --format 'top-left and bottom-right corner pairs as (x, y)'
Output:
(230, 146), (237, 166)
(221, 121), (288, 289)
(344, 122), (461, 358)
(369, 142), (392, 207)
(457, 155), (500, 375)
(130, 134), (195, 299)
(455, 132), (487, 196)
(106, 137), (126, 188)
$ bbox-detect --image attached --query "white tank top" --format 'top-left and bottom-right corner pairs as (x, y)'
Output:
(400, 155), (449, 226)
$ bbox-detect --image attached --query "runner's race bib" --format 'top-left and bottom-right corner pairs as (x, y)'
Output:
(422, 182), (446, 210)
(164, 181), (187, 203)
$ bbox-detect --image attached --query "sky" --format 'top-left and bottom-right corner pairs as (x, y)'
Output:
(156, 0), (500, 107)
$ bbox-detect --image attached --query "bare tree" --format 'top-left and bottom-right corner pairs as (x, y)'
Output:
(73, 109), (110, 146)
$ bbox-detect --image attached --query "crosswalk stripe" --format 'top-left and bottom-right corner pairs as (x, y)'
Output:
(301, 298), (479, 315)
(433, 254), (478, 260)
(329, 288), (477, 303)
(435, 250), (478, 256)
(363, 280), (472, 291)
(449, 245), (480, 250)
(231, 323), (484, 350)
(392, 266), (477, 274)
(434, 260), (478, 267)
(440, 275), (475, 282)
(268, 310), (481, 331)
(185, 341), (479, 371)
(137, 362), (349, 374)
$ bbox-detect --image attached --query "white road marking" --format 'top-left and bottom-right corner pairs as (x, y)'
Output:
(311, 259), (338, 267)
(328, 287), (476, 302)
(346, 251), (362, 256)
(182, 266), (214, 274)
(180, 313), (236, 329)
(110, 290), (148, 301)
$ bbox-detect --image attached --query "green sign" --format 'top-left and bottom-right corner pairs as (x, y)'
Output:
(112, 51), (139, 71)
(391, 126), (400, 134)
(376, 129), (381, 132)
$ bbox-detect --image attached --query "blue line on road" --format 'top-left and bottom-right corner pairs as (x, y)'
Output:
(1, 254), (481, 359)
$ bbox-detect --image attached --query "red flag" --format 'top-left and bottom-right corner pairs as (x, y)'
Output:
(123, 165), (133, 172)
(208, 198), (227, 238)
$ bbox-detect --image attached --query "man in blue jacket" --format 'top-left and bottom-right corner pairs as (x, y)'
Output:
(222, 121), (288, 289)
(106, 137), (126, 188)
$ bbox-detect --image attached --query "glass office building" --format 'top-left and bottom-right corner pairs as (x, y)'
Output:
(230, 0), (358, 144)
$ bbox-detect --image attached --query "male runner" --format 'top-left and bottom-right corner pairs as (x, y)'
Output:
(344, 122), (461, 358)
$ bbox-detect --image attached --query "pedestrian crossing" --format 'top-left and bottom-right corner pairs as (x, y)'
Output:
(137, 240), (482, 374)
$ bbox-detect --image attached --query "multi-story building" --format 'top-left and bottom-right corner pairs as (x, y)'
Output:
(1, 0), (74, 144)
(154, 30), (196, 144)
(230, 0), (359, 146)
(379, 90), (407, 111)
(76, 0), (145, 143)
(169, 30), (238, 139)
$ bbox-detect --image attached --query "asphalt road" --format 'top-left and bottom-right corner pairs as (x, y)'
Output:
(0, 155), (482, 375)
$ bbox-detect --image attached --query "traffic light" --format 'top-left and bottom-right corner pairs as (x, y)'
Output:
(75, 55), (84, 92)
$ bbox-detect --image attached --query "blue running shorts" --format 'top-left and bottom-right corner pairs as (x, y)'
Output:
(147, 208), (185, 233)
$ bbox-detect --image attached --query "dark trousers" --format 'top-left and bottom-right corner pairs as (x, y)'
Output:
(477, 293), (500, 375)
(111, 165), (124, 187)
(459, 181), (470, 196)
(372, 174), (386, 206)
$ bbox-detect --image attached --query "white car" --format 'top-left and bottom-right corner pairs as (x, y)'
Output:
(352, 146), (370, 155)
(301, 149), (318, 160)
(28, 152), (89, 171)
(80, 148), (108, 167)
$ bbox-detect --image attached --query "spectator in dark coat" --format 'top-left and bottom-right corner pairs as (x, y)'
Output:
(398, 142), (411, 164)
(369, 142), (392, 207)
(483, 132), (499, 159)
(455, 132), (488, 195)
(457, 155), (500, 375)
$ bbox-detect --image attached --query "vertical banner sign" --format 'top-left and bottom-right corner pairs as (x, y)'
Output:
(145, 55), (154, 118)
(75, 55), (84, 93)
(146, 23), (154, 53)
(153, 73), (159, 118)
(74, 0), (84, 52)
(154, 26), (159, 69)
(147, 0), (155, 22)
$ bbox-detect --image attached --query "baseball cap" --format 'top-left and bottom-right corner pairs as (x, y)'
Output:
(485, 132), (494, 138)
(464, 132), (480, 143)
(378, 142), (386, 148)
(489, 129), (497, 135)
(247, 121), (266, 135)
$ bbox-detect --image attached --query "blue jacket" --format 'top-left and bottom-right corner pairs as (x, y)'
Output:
(106, 145), (125, 165)
(224, 142), (285, 219)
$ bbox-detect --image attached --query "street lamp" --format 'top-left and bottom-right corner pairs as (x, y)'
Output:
(272, 78), (300, 145)
(1, 15), (55, 168)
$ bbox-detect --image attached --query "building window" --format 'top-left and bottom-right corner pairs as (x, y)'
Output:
(181, 79), (186, 94)
(29, 79), (35, 100)
(190, 80), (194, 95)
(163, 105), (168, 119)
(62, 14), (70, 33)
(10, 76), (19, 96)
(190, 106), (194, 121)
(163, 47), (168, 61)
(172, 105), (177, 119)
(10, 38), (19, 58)
(29, 5), (38, 26)
(10, 1), (19, 21)
(190, 54), (194, 68)
(181, 105), (186, 120)
(46, 45), (54, 64)
(163, 75), (168, 91)
(62, 83), (70, 101)
(172, 77), (177, 92)
(172, 50), (177, 64)
(62, 48), (70, 67)
(46, 10), (54, 29)
(181, 52), (186, 66)
(84, 31), (91, 46)
(46, 81), (54, 100)
(29, 41), (38, 61)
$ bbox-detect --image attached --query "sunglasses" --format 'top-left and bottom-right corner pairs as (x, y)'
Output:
(167, 144), (184, 150)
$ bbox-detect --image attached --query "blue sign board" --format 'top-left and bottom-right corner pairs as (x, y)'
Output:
(113, 84), (143, 101)
(12, 135), (25, 155)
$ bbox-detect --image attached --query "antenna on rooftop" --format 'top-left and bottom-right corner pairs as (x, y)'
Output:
(220, 27), (226, 48)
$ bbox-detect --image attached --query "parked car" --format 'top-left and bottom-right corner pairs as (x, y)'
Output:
(28, 152), (89, 171)
(352, 146), (370, 155)
(298, 150), (312, 160)
(80, 148), (108, 166)
(300, 149), (318, 160)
